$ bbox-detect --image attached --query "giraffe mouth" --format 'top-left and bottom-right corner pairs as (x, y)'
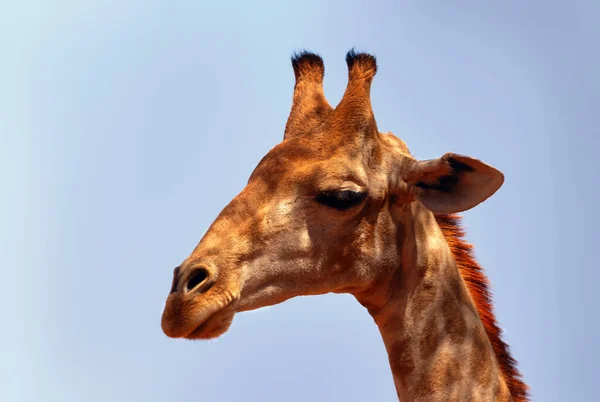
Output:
(183, 299), (238, 340)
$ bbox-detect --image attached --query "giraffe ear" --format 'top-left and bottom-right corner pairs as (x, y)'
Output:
(408, 153), (504, 214)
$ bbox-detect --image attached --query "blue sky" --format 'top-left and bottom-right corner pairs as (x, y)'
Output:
(2, 1), (599, 401)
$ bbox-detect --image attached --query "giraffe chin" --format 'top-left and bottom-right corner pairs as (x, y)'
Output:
(183, 303), (237, 340)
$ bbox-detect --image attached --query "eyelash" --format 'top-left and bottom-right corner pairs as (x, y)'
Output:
(314, 190), (367, 211)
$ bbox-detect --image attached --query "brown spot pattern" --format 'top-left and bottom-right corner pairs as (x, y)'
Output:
(390, 337), (415, 379)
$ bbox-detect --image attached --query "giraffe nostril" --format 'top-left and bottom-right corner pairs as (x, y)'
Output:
(170, 266), (181, 294)
(185, 267), (210, 293)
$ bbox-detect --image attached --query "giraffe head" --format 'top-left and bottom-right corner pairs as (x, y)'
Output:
(161, 51), (504, 340)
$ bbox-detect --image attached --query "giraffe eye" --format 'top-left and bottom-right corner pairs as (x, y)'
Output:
(315, 190), (367, 211)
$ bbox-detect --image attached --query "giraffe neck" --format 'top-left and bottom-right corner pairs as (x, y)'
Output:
(355, 206), (512, 401)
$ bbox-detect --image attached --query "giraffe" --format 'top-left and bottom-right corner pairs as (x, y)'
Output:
(161, 50), (529, 401)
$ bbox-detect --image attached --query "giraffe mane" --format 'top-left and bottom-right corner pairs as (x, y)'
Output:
(435, 213), (530, 402)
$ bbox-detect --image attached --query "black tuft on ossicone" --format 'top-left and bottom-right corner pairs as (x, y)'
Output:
(291, 50), (325, 80)
(345, 48), (377, 75)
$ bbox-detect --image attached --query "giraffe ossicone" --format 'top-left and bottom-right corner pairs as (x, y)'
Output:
(161, 50), (529, 401)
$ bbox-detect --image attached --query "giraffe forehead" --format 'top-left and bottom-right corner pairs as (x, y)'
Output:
(250, 146), (372, 191)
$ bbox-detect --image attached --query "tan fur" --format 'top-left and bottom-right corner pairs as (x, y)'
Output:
(161, 50), (528, 401)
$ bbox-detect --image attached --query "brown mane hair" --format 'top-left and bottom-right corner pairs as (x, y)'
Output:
(435, 213), (529, 402)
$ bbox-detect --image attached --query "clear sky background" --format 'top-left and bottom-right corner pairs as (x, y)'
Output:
(2, 1), (599, 401)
